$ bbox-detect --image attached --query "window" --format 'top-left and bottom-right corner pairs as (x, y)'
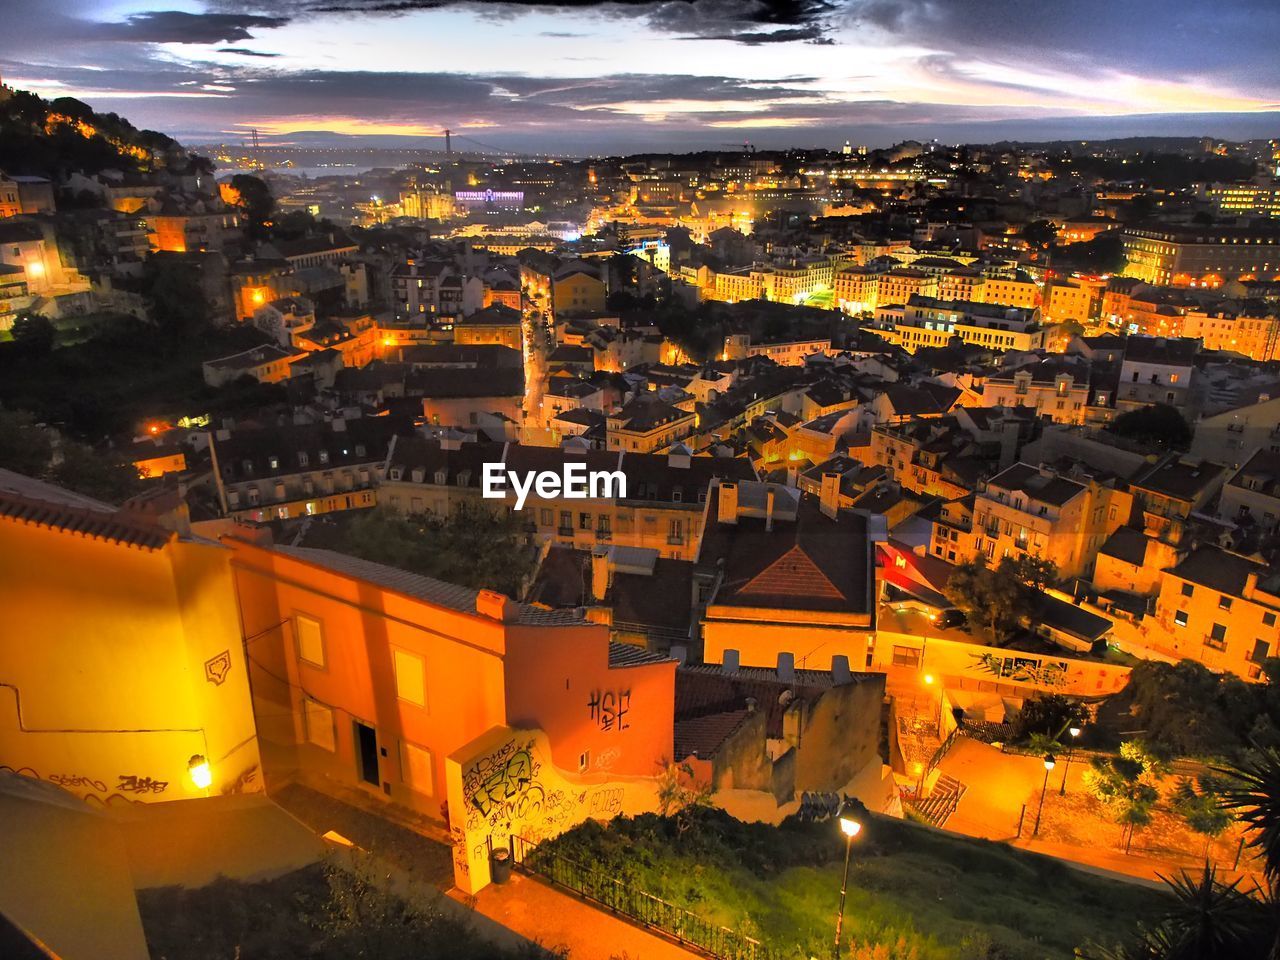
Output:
(304, 698), (335, 751)
(1174, 610), (1189, 627)
(540, 508), (553, 527)
(319, 450), (330, 464)
(1219, 595), (1233, 611)
(295, 614), (325, 667)
(559, 510), (572, 532)
(1265, 612), (1277, 627)
(578, 750), (590, 773)
(1208, 623), (1228, 649)
(1181, 583), (1195, 597)
(1253, 639), (1271, 664)
(393, 649), (426, 707)
(400, 741), (434, 795)
(891, 645), (922, 667)
(579, 512), (593, 530)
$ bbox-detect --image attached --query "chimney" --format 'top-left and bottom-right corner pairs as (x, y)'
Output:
(718, 481), (739, 524)
(475, 589), (517, 622)
(777, 651), (795, 682)
(1244, 571), (1259, 600)
(744, 696), (757, 714)
(765, 486), (776, 532)
(820, 472), (841, 520)
(590, 546), (611, 602)
(831, 654), (851, 685)
(722, 648), (740, 674)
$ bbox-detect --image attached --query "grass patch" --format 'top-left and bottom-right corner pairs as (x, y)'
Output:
(138, 862), (555, 960)
(530, 808), (1169, 959)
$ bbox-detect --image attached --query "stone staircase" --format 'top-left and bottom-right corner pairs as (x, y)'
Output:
(914, 774), (966, 828)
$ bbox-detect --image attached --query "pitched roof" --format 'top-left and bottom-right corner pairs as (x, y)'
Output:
(273, 545), (589, 625)
(0, 471), (171, 550)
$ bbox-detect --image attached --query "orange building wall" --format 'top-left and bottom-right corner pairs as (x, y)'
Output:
(228, 540), (510, 819)
(503, 626), (676, 779)
(0, 519), (260, 804)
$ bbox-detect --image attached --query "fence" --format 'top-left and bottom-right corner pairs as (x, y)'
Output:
(510, 836), (768, 960)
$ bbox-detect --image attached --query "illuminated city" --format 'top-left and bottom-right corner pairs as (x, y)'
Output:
(3, 2), (1280, 958)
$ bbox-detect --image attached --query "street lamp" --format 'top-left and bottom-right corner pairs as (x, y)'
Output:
(923, 673), (943, 737)
(188, 754), (212, 790)
(1059, 725), (1082, 796)
(1033, 754), (1056, 837)
(833, 813), (862, 958)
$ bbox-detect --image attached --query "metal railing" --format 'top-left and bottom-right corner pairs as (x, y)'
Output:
(511, 836), (768, 960)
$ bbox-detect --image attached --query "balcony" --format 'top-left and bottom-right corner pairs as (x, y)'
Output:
(557, 526), (574, 538)
(667, 535), (685, 546)
(595, 529), (612, 542)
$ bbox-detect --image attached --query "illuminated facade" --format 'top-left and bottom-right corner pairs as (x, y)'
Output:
(1122, 225), (1280, 286)
(0, 472), (261, 806)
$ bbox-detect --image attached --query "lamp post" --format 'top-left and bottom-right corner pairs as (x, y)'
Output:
(1059, 726), (1081, 796)
(923, 673), (943, 738)
(1033, 755), (1056, 837)
(833, 814), (862, 958)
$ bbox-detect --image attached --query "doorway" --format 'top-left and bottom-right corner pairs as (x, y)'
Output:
(354, 721), (379, 786)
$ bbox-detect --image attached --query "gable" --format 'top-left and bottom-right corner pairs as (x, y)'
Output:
(736, 544), (845, 601)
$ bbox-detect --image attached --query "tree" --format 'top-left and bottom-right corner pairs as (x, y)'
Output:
(49, 439), (144, 505)
(1083, 741), (1168, 853)
(944, 556), (1032, 642)
(323, 502), (537, 598)
(9, 312), (56, 355)
(998, 554), (1059, 592)
(1172, 776), (1233, 859)
(1021, 219), (1058, 249)
(227, 174), (275, 240)
(1012, 693), (1087, 743)
(143, 256), (211, 338)
(1220, 745), (1280, 883)
(655, 759), (713, 836)
(1110, 403), (1192, 451)
(0, 407), (53, 477)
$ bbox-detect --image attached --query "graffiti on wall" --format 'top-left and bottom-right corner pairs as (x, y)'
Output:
(587, 689), (631, 732)
(0, 765), (171, 803)
(969, 652), (1068, 688)
(204, 650), (232, 686)
(450, 728), (660, 892)
(116, 774), (169, 795)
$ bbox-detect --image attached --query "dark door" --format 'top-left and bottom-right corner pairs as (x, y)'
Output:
(354, 721), (379, 786)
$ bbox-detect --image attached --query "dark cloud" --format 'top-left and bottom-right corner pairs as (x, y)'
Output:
(88, 11), (291, 44)
(212, 0), (838, 43)
(217, 47), (284, 57)
(848, 0), (1280, 81)
(687, 25), (833, 43)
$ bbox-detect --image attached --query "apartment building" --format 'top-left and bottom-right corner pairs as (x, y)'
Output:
(972, 462), (1129, 580)
(1122, 225), (1280, 287)
(380, 437), (756, 561)
(1150, 546), (1280, 680)
(872, 295), (1045, 354)
(982, 360), (1092, 425)
(607, 395), (697, 452)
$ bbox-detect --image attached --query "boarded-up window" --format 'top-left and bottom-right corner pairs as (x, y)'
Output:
(393, 649), (426, 707)
(401, 741), (434, 795)
(296, 614), (325, 668)
(304, 698), (335, 751)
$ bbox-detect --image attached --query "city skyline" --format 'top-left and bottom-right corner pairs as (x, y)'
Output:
(3, 0), (1280, 152)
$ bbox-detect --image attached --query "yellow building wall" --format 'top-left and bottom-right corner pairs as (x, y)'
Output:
(0, 520), (261, 804)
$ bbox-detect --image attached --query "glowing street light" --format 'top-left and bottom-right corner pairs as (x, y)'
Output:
(1033, 755), (1056, 837)
(188, 754), (212, 790)
(833, 810), (863, 957)
(1060, 725), (1082, 796)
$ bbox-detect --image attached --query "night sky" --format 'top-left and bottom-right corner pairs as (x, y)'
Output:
(2, 0), (1279, 151)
